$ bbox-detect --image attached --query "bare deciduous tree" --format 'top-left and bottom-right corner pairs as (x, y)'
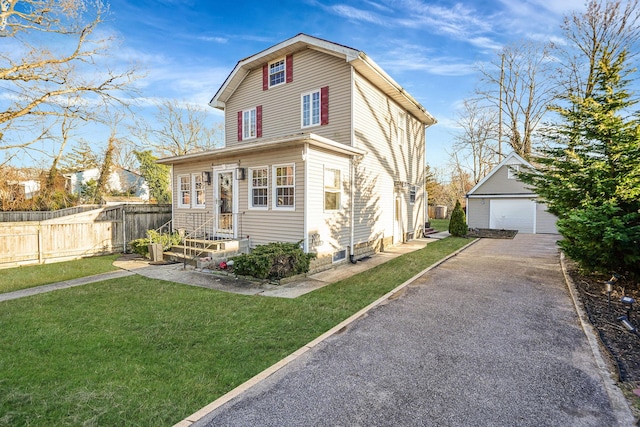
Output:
(452, 99), (498, 184)
(0, 0), (139, 159)
(132, 100), (223, 158)
(476, 41), (556, 159)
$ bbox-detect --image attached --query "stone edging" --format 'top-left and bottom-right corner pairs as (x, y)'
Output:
(559, 251), (636, 426)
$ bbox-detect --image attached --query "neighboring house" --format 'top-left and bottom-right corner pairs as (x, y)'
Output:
(465, 152), (558, 234)
(157, 33), (436, 268)
(9, 179), (40, 200)
(65, 167), (150, 201)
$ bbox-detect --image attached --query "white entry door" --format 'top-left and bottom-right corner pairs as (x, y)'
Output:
(214, 169), (235, 238)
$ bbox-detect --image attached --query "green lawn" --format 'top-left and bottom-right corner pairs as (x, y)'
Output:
(429, 218), (450, 232)
(0, 254), (121, 294)
(0, 237), (471, 426)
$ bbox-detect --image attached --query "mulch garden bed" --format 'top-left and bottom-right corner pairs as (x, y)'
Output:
(567, 264), (640, 417)
(466, 228), (518, 239)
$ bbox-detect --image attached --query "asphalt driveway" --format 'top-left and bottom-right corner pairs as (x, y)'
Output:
(189, 234), (634, 426)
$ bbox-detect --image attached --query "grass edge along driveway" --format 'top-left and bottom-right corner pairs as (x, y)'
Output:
(0, 237), (469, 427)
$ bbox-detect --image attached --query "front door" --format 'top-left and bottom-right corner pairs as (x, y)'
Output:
(215, 170), (234, 238)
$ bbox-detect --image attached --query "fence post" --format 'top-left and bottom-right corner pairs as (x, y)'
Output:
(122, 206), (127, 253)
(37, 225), (43, 264)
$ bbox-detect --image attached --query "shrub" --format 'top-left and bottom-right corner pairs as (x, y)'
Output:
(232, 241), (316, 280)
(449, 200), (468, 237)
(128, 230), (182, 258)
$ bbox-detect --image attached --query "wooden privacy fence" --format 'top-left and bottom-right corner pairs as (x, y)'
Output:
(0, 204), (171, 269)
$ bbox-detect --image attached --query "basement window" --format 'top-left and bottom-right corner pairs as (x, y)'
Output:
(333, 249), (347, 263)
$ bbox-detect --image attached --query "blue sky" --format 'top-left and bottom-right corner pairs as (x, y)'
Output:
(17, 0), (592, 170)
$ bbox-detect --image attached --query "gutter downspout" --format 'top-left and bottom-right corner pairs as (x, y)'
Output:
(424, 122), (434, 233)
(349, 66), (357, 263)
(303, 143), (309, 253)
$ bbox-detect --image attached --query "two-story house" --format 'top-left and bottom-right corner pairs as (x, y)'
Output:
(157, 34), (436, 269)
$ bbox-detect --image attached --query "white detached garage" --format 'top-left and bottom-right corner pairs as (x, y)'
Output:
(466, 153), (558, 234)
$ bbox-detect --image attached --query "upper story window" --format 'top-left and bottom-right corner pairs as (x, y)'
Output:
(243, 108), (256, 140)
(273, 164), (295, 210)
(301, 86), (329, 128)
(178, 175), (190, 208)
(409, 185), (417, 205)
(263, 55), (293, 90)
(249, 167), (268, 209)
(507, 165), (520, 179)
(269, 58), (286, 87)
(302, 90), (321, 128)
(237, 106), (262, 141)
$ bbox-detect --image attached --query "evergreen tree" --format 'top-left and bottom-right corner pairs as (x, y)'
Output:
(521, 49), (640, 277)
(134, 150), (171, 204)
(448, 200), (468, 237)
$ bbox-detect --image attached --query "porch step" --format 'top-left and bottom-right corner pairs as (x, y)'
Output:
(162, 238), (250, 267)
(423, 227), (438, 236)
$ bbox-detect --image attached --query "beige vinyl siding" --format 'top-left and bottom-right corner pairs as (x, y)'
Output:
(234, 150), (304, 247)
(536, 203), (558, 234)
(172, 159), (214, 214)
(306, 146), (351, 256)
(171, 150), (304, 247)
(225, 49), (352, 147)
(352, 71), (425, 244)
(475, 164), (533, 195)
(467, 198), (490, 229)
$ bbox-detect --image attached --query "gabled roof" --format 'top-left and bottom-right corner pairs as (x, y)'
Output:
(210, 33), (436, 126)
(466, 152), (535, 196)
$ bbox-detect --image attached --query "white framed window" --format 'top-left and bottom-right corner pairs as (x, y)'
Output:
(324, 167), (341, 211)
(178, 175), (190, 208)
(332, 249), (347, 263)
(507, 165), (520, 179)
(301, 89), (321, 128)
(249, 167), (268, 209)
(193, 174), (206, 208)
(269, 58), (286, 87)
(273, 164), (295, 210)
(242, 108), (257, 140)
(409, 185), (417, 205)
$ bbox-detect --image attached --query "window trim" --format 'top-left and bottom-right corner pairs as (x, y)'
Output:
(242, 108), (257, 140)
(323, 167), (342, 212)
(177, 174), (191, 208)
(272, 164), (295, 210)
(409, 185), (417, 205)
(332, 249), (347, 263)
(268, 57), (286, 88)
(248, 166), (269, 210)
(301, 89), (321, 128)
(507, 165), (520, 180)
(193, 174), (206, 208)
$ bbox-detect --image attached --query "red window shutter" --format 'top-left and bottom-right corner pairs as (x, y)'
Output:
(237, 111), (243, 141)
(320, 86), (329, 125)
(286, 54), (293, 83)
(262, 64), (268, 91)
(256, 105), (263, 138)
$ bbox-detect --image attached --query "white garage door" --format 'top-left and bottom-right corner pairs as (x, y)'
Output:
(490, 199), (535, 233)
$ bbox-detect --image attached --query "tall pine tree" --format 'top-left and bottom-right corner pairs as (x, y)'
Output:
(521, 49), (640, 278)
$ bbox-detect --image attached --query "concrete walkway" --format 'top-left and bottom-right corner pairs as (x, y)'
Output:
(182, 234), (634, 427)
(0, 237), (436, 302)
